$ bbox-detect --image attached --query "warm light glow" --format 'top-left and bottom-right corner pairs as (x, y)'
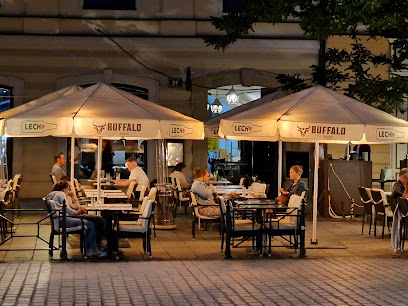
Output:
(210, 99), (223, 113)
(226, 87), (238, 104)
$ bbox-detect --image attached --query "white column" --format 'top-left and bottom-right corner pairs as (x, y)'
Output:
(277, 141), (283, 192)
(97, 137), (102, 203)
(312, 141), (319, 244)
(70, 136), (75, 183)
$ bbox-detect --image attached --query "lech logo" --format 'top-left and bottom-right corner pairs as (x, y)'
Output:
(169, 124), (193, 137)
(210, 127), (219, 137)
(376, 128), (405, 141)
(22, 120), (57, 133)
(93, 121), (106, 134)
(232, 122), (263, 135)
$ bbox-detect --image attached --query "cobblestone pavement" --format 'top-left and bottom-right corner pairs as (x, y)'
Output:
(1, 258), (408, 305)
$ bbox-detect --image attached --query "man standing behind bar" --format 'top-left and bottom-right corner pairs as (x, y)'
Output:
(51, 152), (67, 181)
(114, 157), (150, 198)
(391, 168), (408, 198)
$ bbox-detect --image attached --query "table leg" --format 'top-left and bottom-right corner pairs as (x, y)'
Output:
(104, 211), (114, 258)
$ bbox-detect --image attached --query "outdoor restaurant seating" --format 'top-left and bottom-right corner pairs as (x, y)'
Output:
(370, 188), (393, 238)
(386, 195), (397, 214)
(224, 199), (262, 258)
(0, 188), (12, 242)
(397, 198), (408, 251)
(265, 194), (303, 254)
(50, 173), (57, 186)
(358, 187), (374, 236)
(113, 199), (155, 259)
(173, 177), (190, 215)
(45, 198), (87, 259)
(189, 191), (221, 239)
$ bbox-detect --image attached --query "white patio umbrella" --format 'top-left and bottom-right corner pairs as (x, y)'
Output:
(0, 83), (204, 202)
(219, 85), (408, 243)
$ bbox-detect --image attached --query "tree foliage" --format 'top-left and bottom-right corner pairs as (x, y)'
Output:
(204, 0), (408, 113)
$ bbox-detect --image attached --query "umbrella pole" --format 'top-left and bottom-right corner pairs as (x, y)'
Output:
(97, 136), (102, 203)
(312, 141), (319, 244)
(277, 141), (283, 192)
(70, 136), (75, 184)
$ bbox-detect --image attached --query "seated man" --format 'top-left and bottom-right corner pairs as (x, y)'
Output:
(51, 152), (67, 181)
(47, 181), (106, 257)
(58, 176), (106, 251)
(114, 157), (149, 199)
(391, 168), (408, 198)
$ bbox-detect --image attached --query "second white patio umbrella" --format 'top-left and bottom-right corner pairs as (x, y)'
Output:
(219, 85), (408, 243)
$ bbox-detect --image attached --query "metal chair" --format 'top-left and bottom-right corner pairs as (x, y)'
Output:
(265, 194), (303, 254)
(44, 199), (87, 259)
(189, 191), (221, 239)
(175, 177), (190, 214)
(114, 199), (155, 259)
(224, 200), (262, 259)
(370, 188), (393, 238)
(357, 187), (373, 236)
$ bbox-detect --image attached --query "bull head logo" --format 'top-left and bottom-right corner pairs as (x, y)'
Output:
(297, 124), (310, 137)
(93, 121), (106, 134)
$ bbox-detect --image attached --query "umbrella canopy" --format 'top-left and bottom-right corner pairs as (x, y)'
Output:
(1, 83), (204, 140)
(219, 85), (408, 143)
(0, 85), (82, 135)
(205, 91), (286, 138)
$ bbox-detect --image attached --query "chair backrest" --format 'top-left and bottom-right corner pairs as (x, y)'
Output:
(358, 186), (372, 203)
(13, 174), (22, 190)
(138, 185), (149, 201)
(147, 187), (157, 202)
(249, 182), (266, 194)
(370, 188), (385, 214)
(239, 177), (245, 186)
(386, 195), (397, 213)
(286, 194), (302, 227)
(126, 181), (137, 199)
(398, 197), (408, 216)
(219, 196), (227, 214)
(73, 178), (85, 197)
(0, 188), (12, 205)
(50, 173), (57, 185)
(189, 191), (198, 207)
(140, 199), (154, 231)
(170, 176), (176, 189)
(45, 199), (60, 232)
(175, 177), (183, 192)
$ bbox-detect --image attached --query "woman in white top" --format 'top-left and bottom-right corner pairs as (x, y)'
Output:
(170, 162), (191, 189)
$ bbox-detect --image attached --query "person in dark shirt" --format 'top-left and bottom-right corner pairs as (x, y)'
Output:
(391, 168), (408, 198)
(278, 165), (307, 198)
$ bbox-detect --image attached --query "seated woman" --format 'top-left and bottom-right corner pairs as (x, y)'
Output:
(170, 162), (191, 189)
(46, 181), (106, 258)
(190, 168), (221, 218)
(278, 165), (307, 199)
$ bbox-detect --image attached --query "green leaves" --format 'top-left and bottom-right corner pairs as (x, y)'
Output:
(205, 0), (408, 113)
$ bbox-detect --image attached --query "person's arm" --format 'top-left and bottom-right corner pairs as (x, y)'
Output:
(194, 183), (214, 201)
(114, 179), (135, 186)
(180, 173), (191, 189)
(391, 182), (404, 198)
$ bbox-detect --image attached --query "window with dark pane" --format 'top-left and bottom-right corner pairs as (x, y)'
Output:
(83, 0), (136, 10)
(223, 0), (244, 13)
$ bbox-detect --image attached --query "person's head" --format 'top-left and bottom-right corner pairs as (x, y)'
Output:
(59, 176), (69, 183)
(53, 181), (69, 193)
(172, 162), (186, 173)
(194, 168), (210, 183)
(54, 153), (66, 166)
(125, 157), (138, 171)
(399, 168), (408, 185)
(289, 165), (303, 181)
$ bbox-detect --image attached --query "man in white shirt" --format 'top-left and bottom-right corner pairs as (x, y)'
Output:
(114, 157), (150, 193)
